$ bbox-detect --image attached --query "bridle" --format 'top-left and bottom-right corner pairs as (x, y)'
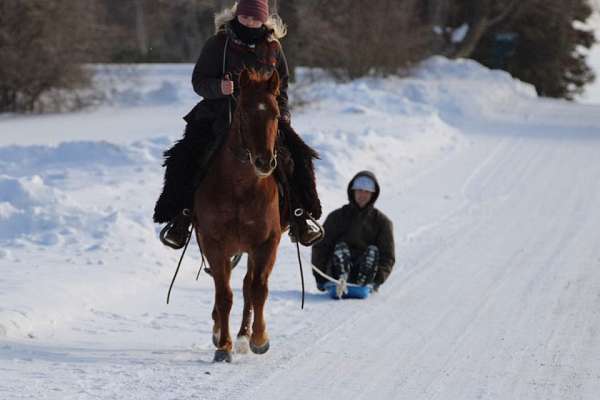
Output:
(229, 104), (278, 175)
(222, 34), (278, 175)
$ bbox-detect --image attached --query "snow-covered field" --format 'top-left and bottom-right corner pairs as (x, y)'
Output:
(1, 56), (600, 399)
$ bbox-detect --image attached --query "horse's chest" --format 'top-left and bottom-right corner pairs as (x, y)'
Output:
(196, 194), (276, 242)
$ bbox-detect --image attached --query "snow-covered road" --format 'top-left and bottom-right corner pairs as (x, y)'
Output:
(242, 133), (600, 400)
(2, 59), (600, 399)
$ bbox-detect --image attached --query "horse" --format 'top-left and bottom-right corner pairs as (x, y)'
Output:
(192, 68), (287, 363)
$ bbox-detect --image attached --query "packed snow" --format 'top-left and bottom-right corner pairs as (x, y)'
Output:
(1, 56), (600, 399)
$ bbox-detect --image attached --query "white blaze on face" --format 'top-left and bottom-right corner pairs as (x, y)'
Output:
(258, 103), (267, 111)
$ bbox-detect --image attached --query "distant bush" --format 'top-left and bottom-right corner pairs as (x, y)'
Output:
(0, 0), (106, 113)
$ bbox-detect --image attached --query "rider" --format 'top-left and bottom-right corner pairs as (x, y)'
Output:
(153, 0), (323, 248)
(311, 171), (395, 291)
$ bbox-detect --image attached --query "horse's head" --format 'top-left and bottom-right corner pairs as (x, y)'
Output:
(235, 68), (281, 178)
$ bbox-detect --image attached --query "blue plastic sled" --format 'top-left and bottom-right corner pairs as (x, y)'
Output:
(324, 282), (371, 300)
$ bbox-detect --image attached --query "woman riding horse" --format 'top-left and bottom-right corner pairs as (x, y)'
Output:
(153, 0), (323, 247)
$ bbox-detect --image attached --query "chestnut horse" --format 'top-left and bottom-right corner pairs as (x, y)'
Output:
(193, 69), (286, 363)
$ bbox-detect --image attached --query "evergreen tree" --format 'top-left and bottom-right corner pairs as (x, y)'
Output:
(430, 0), (597, 99)
(473, 0), (596, 99)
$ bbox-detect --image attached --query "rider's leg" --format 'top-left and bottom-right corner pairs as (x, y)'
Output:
(279, 121), (324, 246)
(154, 119), (215, 248)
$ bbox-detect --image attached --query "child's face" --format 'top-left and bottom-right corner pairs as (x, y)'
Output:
(353, 190), (373, 208)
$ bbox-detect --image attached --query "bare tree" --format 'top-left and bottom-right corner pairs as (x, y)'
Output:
(134, 0), (149, 55)
(295, 0), (431, 80)
(98, 0), (216, 62)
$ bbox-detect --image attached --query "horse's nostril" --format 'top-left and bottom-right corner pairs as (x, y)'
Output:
(255, 155), (275, 171)
(255, 156), (267, 169)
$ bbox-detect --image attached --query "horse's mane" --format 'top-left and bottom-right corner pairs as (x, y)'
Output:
(245, 69), (269, 82)
(240, 69), (280, 97)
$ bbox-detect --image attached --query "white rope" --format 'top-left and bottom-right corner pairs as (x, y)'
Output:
(336, 275), (348, 298)
(302, 254), (362, 294)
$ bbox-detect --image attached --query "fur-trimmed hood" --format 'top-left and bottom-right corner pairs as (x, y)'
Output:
(214, 3), (287, 40)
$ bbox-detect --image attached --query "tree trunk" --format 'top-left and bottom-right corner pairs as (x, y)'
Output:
(430, 0), (451, 53)
(448, 0), (522, 59)
(278, 0), (298, 81)
(134, 0), (148, 55)
(449, 17), (490, 58)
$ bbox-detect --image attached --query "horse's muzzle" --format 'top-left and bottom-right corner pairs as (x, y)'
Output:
(253, 154), (277, 177)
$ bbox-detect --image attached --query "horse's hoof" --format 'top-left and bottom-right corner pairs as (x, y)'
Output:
(213, 349), (232, 363)
(250, 339), (270, 355)
(235, 335), (250, 354)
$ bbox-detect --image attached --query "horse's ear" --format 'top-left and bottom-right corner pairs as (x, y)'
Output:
(267, 69), (280, 96)
(240, 69), (251, 91)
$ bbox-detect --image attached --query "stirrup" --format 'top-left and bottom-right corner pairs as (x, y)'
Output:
(159, 209), (191, 250)
(160, 221), (184, 249)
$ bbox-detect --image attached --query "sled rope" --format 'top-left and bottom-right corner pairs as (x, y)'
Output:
(304, 255), (362, 289)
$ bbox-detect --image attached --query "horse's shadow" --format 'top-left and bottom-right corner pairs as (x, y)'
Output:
(266, 289), (330, 304)
(0, 341), (215, 367)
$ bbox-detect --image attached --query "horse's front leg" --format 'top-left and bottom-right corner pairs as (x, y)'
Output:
(235, 261), (254, 354)
(248, 235), (280, 354)
(206, 250), (234, 362)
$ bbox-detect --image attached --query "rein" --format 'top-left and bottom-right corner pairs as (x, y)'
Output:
(274, 153), (306, 309)
(166, 220), (193, 304)
(228, 110), (253, 164)
(295, 239), (306, 309)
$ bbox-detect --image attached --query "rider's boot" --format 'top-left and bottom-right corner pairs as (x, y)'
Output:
(289, 208), (324, 246)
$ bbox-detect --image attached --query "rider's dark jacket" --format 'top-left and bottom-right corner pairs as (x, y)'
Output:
(184, 22), (290, 137)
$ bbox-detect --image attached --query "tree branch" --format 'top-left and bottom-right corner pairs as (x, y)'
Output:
(489, 0), (522, 28)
